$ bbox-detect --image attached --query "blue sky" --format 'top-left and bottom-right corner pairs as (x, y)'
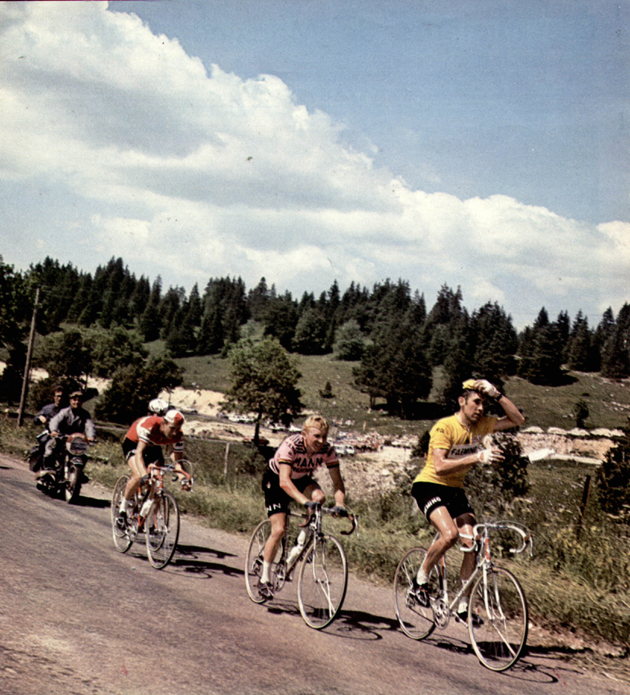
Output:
(1, 0), (628, 328)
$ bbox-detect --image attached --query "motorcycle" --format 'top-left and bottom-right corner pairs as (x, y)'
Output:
(34, 433), (90, 504)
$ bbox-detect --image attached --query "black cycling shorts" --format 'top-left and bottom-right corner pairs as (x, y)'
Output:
(122, 438), (164, 466)
(262, 468), (318, 517)
(411, 481), (475, 522)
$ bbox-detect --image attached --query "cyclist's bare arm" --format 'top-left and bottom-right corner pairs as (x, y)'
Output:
(327, 465), (346, 508)
(492, 394), (525, 431)
(168, 449), (192, 490)
(279, 463), (314, 506)
(433, 448), (483, 477)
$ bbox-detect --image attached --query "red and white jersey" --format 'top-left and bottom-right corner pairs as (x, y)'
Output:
(268, 433), (338, 480)
(125, 415), (184, 452)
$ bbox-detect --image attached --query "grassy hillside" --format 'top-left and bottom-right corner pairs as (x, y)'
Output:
(173, 352), (630, 434)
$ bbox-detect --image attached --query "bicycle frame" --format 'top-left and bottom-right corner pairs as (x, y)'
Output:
(430, 521), (531, 627)
(275, 504), (357, 588)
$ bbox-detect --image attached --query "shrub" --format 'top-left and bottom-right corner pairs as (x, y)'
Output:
(596, 419), (630, 521)
(467, 433), (529, 518)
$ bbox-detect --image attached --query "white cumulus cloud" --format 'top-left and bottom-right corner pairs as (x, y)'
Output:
(0, 2), (627, 327)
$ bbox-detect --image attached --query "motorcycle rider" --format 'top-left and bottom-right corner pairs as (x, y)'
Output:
(33, 385), (65, 426)
(29, 385), (65, 473)
(37, 390), (96, 478)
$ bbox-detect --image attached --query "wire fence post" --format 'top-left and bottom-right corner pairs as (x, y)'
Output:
(224, 442), (230, 481)
(575, 474), (592, 540)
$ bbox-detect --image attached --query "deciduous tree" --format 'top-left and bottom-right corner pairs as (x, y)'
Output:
(224, 339), (302, 444)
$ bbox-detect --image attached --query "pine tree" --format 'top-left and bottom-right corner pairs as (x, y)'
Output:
(197, 307), (224, 355)
(262, 291), (298, 350)
(139, 277), (162, 342)
(517, 307), (564, 384)
(566, 312), (599, 372)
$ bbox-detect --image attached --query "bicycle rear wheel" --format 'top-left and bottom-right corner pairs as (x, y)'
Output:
(111, 475), (133, 553)
(145, 491), (180, 569)
(393, 547), (439, 640)
(297, 534), (348, 629)
(468, 567), (528, 671)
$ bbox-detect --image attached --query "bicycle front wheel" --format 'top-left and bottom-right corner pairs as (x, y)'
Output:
(111, 475), (133, 553)
(468, 566), (528, 671)
(393, 547), (438, 640)
(145, 492), (180, 569)
(297, 534), (348, 629)
(244, 519), (286, 604)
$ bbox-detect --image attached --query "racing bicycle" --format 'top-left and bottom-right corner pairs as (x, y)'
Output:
(394, 520), (532, 671)
(111, 460), (193, 569)
(245, 502), (358, 629)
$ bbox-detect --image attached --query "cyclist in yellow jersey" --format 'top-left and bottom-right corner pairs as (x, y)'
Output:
(411, 379), (525, 621)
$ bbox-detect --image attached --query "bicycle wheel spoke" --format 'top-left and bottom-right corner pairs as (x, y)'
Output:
(298, 535), (348, 629)
(146, 492), (180, 569)
(468, 567), (528, 671)
(393, 547), (438, 640)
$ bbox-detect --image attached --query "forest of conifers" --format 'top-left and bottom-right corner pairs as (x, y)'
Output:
(1, 255), (629, 419)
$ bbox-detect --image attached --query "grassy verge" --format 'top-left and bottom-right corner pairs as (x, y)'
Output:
(4, 416), (629, 660)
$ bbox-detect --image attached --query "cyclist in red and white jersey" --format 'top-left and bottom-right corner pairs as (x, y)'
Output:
(116, 409), (188, 526)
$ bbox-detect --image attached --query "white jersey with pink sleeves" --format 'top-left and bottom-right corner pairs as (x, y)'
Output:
(268, 433), (339, 479)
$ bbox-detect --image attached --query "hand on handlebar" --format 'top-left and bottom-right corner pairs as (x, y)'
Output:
(304, 500), (318, 509)
(331, 505), (348, 518)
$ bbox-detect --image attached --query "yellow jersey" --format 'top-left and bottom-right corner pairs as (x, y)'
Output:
(413, 414), (497, 488)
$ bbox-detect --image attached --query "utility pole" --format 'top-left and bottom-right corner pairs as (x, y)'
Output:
(17, 287), (39, 427)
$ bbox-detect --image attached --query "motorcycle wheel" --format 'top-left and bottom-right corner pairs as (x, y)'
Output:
(64, 464), (82, 504)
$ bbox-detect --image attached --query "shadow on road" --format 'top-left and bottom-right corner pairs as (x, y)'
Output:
(168, 543), (243, 579)
(399, 635), (566, 685)
(330, 609), (400, 641)
(73, 495), (110, 509)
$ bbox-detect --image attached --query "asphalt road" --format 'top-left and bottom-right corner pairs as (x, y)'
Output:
(0, 452), (626, 695)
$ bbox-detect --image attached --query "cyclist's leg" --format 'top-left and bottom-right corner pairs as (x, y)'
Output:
(122, 443), (162, 501)
(455, 512), (476, 584)
(412, 482), (459, 584)
(454, 512), (477, 619)
(302, 481), (325, 504)
(263, 512), (286, 567)
(260, 469), (290, 595)
(258, 511), (286, 598)
(448, 488), (478, 617)
(421, 506), (460, 578)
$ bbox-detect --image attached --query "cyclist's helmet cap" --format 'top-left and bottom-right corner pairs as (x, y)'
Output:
(149, 398), (169, 415)
(164, 409), (185, 425)
(461, 379), (477, 391)
(69, 390), (83, 399)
